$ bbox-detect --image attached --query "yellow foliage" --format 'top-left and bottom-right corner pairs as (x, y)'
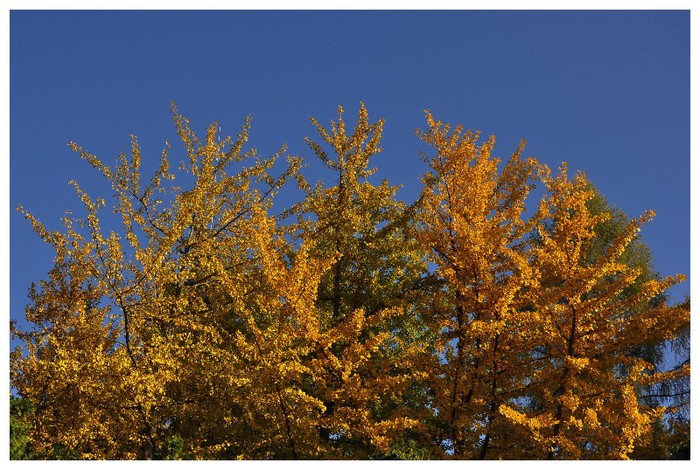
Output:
(11, 104), (688, 460)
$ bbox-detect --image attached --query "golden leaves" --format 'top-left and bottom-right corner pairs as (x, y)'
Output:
(11, 104), (688, 460)
(418, 111), (689, 459)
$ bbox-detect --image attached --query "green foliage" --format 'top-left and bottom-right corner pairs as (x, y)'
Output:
(155, 435), (185, 460)
(10, 395), (33, 460)
(47, 443), (80, 460)
(386, 436), (432, 460)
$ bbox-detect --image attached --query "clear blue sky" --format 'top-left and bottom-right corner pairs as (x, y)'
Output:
(10, 10), (690, 327)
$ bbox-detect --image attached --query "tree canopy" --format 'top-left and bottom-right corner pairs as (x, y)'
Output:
(11, 104), (689, 460)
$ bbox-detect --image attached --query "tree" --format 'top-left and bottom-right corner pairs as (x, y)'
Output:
(415, 112), (689, 460)
(289, 104), (431, 458)
(416, 112), (544, 458)
(12, 103), (303, 458)
(584, 188), (690, 459)
(11, 104), (689, 460)
(11, 103), (428, 459)
(497, 165), (688, 459)
(10, 395), (34, 460)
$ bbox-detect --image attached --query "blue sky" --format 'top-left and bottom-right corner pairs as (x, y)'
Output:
(10, 10), (690, 325)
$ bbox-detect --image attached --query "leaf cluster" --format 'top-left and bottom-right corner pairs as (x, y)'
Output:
(11, 104), (689, 460)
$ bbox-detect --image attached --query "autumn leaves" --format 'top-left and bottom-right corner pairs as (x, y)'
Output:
(11, 104), (688, 459)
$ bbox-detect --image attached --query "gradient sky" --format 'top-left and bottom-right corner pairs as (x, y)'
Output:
(10, 10), (690, 328)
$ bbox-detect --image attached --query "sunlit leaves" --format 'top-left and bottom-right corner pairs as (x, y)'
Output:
(11, 104), (688, 460)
